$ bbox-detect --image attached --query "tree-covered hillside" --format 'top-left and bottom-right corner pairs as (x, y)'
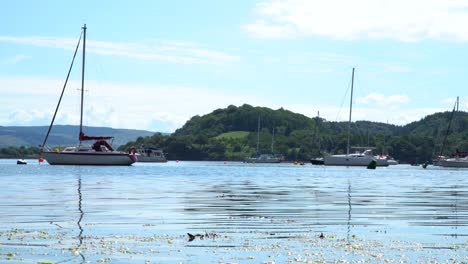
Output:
(119, 104), (468, 163)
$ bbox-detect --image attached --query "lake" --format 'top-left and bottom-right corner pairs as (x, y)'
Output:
(0, 159), (467, 263)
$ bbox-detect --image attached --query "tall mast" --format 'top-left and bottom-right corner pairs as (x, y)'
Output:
(317, 111), (321, 153)
(271, 127), (275, 153)
(346, 67), (355, 155)
(79, 24), (86, 145)
(256, 116), (260, 155)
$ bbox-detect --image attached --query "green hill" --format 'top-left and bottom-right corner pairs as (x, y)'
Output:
(118, 104), (468, 162)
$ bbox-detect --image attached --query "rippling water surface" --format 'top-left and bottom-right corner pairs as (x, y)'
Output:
(0, 160), (467, 263)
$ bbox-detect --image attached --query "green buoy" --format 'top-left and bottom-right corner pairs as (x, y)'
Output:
(422, 162), (428, 169)
(367, 160), (377, 169)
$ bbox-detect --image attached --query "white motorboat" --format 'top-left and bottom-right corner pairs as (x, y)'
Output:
(136, 147), (167, 162)
(40, 25), (136, 166)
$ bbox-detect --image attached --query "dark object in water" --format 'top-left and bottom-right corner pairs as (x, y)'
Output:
(187, 233), (196, 242)
(187, 231), (218, 242)
(310, 157), (324, 165)
(367, 160), (377, 169)
(17, 159), (27, 165)
(319, 232), (325, 239)
(422, 162), (428, 169)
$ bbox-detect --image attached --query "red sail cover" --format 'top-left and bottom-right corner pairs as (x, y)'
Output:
(79, 132), (113, 141)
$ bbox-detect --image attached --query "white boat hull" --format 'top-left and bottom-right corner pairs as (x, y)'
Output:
(324, 154), (388, 166)
(245, 153), (281, 163)
(438, 158), (468, 168)
(42, 151), (136, 165)
(244, 158), (281, 163)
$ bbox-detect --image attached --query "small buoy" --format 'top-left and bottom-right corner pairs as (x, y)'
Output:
(38, 157), (44, 163)
(176, 160), (179, 163)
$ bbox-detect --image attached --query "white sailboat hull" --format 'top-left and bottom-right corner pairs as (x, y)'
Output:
(323, 154), (389, 166)
(42, 151), (136, 165)
(438, 158), (468, 168)
(244, 157), (281, 163)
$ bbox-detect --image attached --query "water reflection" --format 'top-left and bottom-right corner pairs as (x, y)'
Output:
(347, 178), (352, 244)
(176, 165), (468, 240)
(77, 174), (85, 263)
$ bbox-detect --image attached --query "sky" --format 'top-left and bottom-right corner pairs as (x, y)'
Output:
(1, 0), (468, 133)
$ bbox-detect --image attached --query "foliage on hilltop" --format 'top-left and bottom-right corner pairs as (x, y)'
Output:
(118, 104), (468, 163)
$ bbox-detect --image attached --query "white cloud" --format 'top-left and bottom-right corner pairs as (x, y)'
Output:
(1, 76), (458, 131)
(0, 36), (240, 65)
(243, 19), (295, 39)
(0, 77), (262, 132)
(357, 93), (409, 108)
(3, 54), (30, 64)
(244, 0), (468, 42)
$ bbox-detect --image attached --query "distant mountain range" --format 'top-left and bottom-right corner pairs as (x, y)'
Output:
(0, 125), (156, 148)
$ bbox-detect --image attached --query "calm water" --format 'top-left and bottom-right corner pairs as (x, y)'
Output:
(0, 160), (467, 263)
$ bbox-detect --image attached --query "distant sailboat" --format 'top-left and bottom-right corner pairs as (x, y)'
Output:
(245, 116), (281, 163)
(41, 25), (137, 165)
(437, 96), (468, 168)
(323, 68), (388, 167)
(310, 111), (324, 165)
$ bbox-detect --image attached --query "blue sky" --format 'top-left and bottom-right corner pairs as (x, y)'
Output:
(1, 0), (467, 132)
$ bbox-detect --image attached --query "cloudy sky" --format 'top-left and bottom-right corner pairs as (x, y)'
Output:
(1, 0), (467, 132)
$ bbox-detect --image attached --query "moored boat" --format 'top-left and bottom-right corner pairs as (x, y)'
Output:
(245, 153), (281, 163)
(16, 159), (27, 165)
(438, 156), (468, 168)
(323, 68), (388, 167)
(40, 24), (136, 166)
(136, 147), (167, 162)
(310, 157), (324, 165)
(245, 116), (283, 163)
(438, 150), (468, 168)
(324, 149), (388, 166)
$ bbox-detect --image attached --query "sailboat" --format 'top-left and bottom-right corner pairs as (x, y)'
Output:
(244, 116), (281, 163)
(437, 97), (468, 168)
(323, 68), (388, 167)
(310, 111), (324, 165)
(40, 25), (137, 165)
